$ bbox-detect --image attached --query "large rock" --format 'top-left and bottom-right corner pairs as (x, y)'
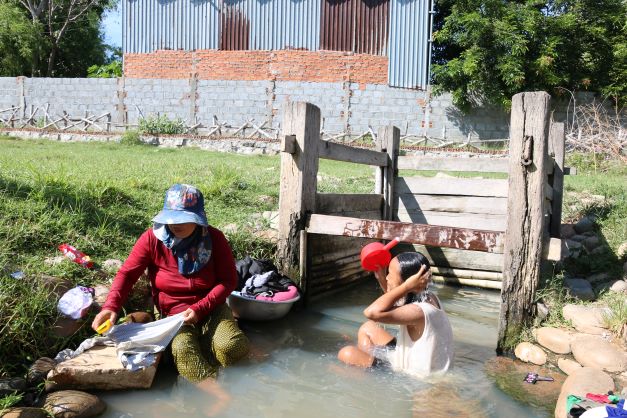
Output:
(557, 358), (582, 375)
(617, 242), (627, 259)
(411, 384), (489, 417)
(609, 280), (627, 294)
(42, 390), (106, 418)
(555, 367), (614, 418)
(1, 407), (49, 417)
(46, 345), (159, 391)
(27, 357), (57, 385)
(560, 224), (576, 239)
(564, 279), (595, 301)
(92, 285), (109, 308)
(514, 342), (547, 365)
(485, 357), (565, 414)
(0, 377), (27, 396)
(574, 217), (595, 234)
(562, 304), (609, 334)
(582, 236), (601, 251)
(38, 275), (73, 299)
(50, 317), (85, 338)
(587, 272), (611, 285)
(535, 327), (572, 354)
(101, 259), (122, 273)
(571, 334), (627, 373)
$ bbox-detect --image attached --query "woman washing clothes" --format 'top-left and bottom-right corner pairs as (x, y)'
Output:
(338, 252), (454, 377)
(92, 184), (249, 404)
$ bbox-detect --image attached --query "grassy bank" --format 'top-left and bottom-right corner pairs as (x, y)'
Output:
(0, 136), (374, 377)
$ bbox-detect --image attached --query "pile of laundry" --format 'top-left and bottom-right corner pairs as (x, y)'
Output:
(234, 256), (300, 302)
(567, 392), (626, 418)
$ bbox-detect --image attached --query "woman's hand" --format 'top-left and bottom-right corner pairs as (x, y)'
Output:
(404, 265), (431, 293)
(182, 308), (199, 324)
(92, 309), (118, 332)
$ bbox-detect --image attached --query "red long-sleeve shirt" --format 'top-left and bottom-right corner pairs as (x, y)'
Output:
(102, 227), (237, 321)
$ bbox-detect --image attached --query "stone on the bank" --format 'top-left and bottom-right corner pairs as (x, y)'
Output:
(564, 240), (583, 258)
(101, 259), (122, 273)
(514, 342), (547, 365)
(582, 236), (601, 251)
(555, 367), (614, 418)
(557, 358), (582, 375)
(587, 272), (611, 285)
(574, 217), (595, 234)
(617, 242), (627, 259)
(411, 385), (489, 417)
(92, 285), (109, 307)
(536, 327), (572, 354)
(0, 377), (27, 396)
(564, 278), (595, 301)
(38, 275), (73, 299)
(1, 407), (49, 418)
(27, 357), (56, 385)
(571, 334), (627, 373)
(609, 280), (627, 293)
(485, 357), (565, 414)
(562, 304), (609, 334)
(46, 345), (159, 391)
(51, 317), (85, 338)
(560, 224), (576, 239)
(43, 390), (106, 418)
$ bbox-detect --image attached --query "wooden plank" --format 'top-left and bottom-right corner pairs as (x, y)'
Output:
(398, 156), (509, 173)
(430, 266), (503, 281)
(396, 195), (507, 215)
(548, 122), (565, 237)
(412, 245), (504, 272)
(306, 214), (505, 253)
(316, 193), (383, 215)
(498, 91), (551, 353)
(432, 275), (502, 290)
(318, 140), (388, 166)
(395, 209), (506, 232)
(281, 134), (297, 154)
(380, 126), (400, 220)
(277, 102), (320, 280)
(396, 177), (509, 198)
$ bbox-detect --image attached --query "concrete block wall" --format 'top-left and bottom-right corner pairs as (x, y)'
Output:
(4, 76), (616, 142)
(24, 78), (117, 118)
(125, 78), (191, 123)
(274, 81), (346, 134)
(196, 80), (269, 126)
(0, 77), (17, 109)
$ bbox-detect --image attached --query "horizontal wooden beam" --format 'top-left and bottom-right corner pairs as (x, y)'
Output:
(398, 156), (509, 173)
(430, 266), (503, 281)
(395, 209), (506, 232)
(413, 245), (504, 271)
(396, 177), (509, 198)
(432, 275), (502, 290)
(396, 195), (507, 215)
(316, 193), (383, 215)
(306, 214), (504, 253)
(319, 140), (388, 167)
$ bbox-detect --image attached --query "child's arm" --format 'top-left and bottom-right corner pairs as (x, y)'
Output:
(373, 267), (387, 292)
(364, 266), (430, 325)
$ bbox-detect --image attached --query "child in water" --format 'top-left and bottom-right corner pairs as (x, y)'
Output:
(338, 252), (454, 377)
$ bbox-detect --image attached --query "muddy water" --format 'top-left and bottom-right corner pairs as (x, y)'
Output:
(98, 283), (549, 418)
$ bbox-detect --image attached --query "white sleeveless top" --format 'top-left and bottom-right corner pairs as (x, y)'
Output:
(388, 298), (454, 377)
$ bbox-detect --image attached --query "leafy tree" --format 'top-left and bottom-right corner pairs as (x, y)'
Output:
(432, 0), (627, 110)
(0, 0), (113, 76)
(87, 60), (121, 78)
(0, 2), (40, 76)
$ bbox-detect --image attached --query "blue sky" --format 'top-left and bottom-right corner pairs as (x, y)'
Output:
(102, 4), (122, 48)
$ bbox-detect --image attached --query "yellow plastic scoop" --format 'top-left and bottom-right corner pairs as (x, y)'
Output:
(95, 319), (112, 335)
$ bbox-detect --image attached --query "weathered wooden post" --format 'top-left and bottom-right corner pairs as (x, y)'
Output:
(378, 126), (400, 221)
(548, 122), (565, 238)
(497, 92), (551, 353)
(277, 102), (321, 290)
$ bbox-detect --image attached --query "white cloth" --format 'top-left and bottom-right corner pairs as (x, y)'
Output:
(388, 297), (454, 377)
(55, 313), (184, 371)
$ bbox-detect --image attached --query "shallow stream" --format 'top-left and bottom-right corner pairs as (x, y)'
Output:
(98, 283), (549, 418)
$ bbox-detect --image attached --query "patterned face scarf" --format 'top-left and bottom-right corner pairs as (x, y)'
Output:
(153, 224), (213, 275)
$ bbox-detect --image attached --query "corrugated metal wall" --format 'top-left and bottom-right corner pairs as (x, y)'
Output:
(124, 0), (220, 53)
(123, 0), (431, 88)
(320, 0), (389, 55)
(220, 0), (321, 51)
(388, 0), (431, 88)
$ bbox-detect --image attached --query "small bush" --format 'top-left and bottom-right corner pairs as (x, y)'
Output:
(138, 115), (186, 135)
(119, 129), (143, 146)
(601, 292), (627, 337)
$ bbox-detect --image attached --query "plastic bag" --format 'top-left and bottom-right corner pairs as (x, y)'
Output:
(57, 286), (94, 319)
(58, 243), (94, 269)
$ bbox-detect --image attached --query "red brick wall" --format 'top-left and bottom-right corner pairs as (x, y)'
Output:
(124, 49), (388, 84)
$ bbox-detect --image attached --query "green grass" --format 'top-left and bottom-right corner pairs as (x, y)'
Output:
(0, 135), (375, 375)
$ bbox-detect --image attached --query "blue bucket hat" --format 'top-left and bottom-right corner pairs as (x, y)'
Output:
(152, 184), (209, 226)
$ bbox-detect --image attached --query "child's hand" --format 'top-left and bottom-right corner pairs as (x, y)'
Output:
(404, 265), (430, 293)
